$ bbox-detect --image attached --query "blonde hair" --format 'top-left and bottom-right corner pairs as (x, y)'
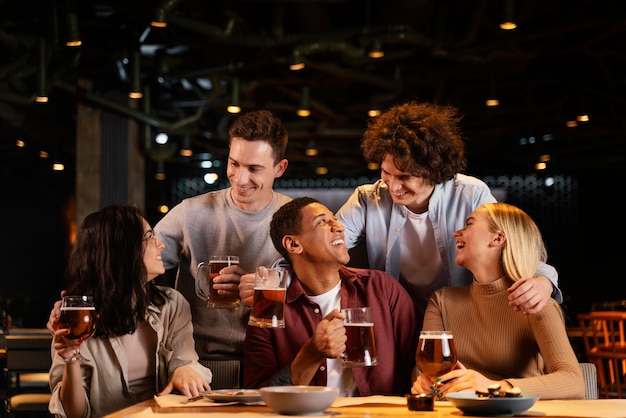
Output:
(481, 203), (547, 282)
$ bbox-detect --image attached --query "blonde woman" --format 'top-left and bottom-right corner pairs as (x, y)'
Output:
(411, 203), (584, 400)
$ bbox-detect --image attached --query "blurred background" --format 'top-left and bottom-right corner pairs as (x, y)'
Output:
(0, 0), (623, 328)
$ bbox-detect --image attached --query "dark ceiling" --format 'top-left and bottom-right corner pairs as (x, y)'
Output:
(1, 0), (625, 182)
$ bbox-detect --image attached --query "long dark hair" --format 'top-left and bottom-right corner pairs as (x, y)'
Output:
(64, 205), (168, 338)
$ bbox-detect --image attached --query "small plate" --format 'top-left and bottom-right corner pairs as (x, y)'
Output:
(446, 392), (540, 416)
(202, 389), (263, 403)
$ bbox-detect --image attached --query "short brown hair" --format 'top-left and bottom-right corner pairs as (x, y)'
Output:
(228, 109), (288, 164)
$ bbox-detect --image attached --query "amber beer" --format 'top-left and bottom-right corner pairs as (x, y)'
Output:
(341, 307), (378, 367)
(343, 322), (378, 367)
(206, 256), (240, 308)
(248, 267), (288, 328)
(59, 306), (96, 340)
(417, 331), (457, 380)
(249, 288), (287, 328)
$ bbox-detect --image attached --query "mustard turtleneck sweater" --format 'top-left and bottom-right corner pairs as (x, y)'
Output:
(422, 276), (585, 399)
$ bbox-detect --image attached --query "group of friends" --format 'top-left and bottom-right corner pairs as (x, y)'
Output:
(45, 101), (585, 418)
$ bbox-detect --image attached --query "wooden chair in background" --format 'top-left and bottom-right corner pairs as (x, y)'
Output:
(3, 333), (53, 417)
(577, 311), (626, 398)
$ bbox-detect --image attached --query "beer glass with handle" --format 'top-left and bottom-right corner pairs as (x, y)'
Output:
(417, 330), (457, 397)
(59, 295), (97, 363)
(196, 256), (240, 309)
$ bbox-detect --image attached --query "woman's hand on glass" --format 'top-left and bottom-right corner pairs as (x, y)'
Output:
(52, 327), (83, 364)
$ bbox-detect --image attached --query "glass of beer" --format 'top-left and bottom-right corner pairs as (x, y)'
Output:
(196, 256), (240, 309)
(417, 330), (457, 394)
(248, 266), (288, 328)
(340, 307), (378, 367)
(59, 295), (96, 362)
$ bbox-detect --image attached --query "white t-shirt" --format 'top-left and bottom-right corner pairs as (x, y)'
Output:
(400, 210), (446, 313)
(308, 280), (358, 396)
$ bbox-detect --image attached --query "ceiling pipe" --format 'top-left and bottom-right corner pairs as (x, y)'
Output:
(56, 80), (168, 129)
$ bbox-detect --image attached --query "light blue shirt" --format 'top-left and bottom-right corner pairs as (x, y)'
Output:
(336, 175), (562, 313)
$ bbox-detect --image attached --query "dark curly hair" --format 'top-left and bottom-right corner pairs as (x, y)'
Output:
(228, 109), (288, 164)
(64, 205), (168, 338)
(270, 197), (320, 264)
(361, 101), (467, 184)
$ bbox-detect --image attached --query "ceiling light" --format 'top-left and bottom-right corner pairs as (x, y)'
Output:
(297, 86), (311, 117)
(315, 165), (328, 175)
(204, 172), (219, 185)
(129, 50), (143, 99)
(227, 79), (241, 114)
(35, 38), (48, 103)
(368, 107), (381, 117)
(367, 39), (384, 59)
(65, 4), (82, 47)
(576, 114), (590, 122)
(500, 0), (517, 30)
(155, 132), (169, 144)
(16, 139), (25, 148)
(151, 0), (183, 28)
(289, 51), (305, 71)
(179, 135), (193, 157)
(155, 161), (166, 180)
(305, 140), (318, 157)
(485, 99), (500, 107)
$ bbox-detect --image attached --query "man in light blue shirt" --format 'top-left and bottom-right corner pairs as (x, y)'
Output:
(337, 101), (561, 319)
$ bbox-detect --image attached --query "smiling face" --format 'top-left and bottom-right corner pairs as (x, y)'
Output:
(142, 220), (165, 281)
(291, 202), (350, 267)
(380, 155), (435, 213)
(227, 137), (288, 211)
(453, 207), (503, 275)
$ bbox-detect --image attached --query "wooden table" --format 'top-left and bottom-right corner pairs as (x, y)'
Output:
(104, 395), (626, 417)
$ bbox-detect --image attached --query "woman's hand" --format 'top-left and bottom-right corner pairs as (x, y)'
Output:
(47, 290), (67, 334)
(52, 327), (82, 363)
(422, 361), (511, 399)
(158, 365), (211, 397)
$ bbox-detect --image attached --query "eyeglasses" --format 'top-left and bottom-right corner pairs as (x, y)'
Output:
(143, 230), (159, 247)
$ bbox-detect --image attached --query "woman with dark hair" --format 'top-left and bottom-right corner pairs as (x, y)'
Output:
(49, 205), (212, 418)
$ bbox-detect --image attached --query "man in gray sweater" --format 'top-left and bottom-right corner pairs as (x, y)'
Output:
(154, 110), (292, 389)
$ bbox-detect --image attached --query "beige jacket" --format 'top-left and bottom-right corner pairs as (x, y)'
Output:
(48, 286), (212, 417)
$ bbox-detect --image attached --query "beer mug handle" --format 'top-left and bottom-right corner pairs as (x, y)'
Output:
(195, 262), (210, 301)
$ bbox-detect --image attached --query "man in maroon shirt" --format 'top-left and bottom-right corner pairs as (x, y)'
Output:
(243, 197), (419, 396)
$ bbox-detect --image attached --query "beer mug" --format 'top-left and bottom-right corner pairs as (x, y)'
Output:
(341, 306), (378, 367)
(248, 266), (288, 328)
(196, 255), (240, 309)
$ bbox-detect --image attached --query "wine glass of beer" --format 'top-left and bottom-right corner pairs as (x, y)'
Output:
(417, 331), (457, 396)
(59, 295), (96, 362)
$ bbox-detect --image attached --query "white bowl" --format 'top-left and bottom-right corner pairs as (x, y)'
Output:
(259, 385), (339, 415)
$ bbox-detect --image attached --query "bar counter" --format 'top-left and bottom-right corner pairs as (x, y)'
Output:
(104, 394), (626, 417)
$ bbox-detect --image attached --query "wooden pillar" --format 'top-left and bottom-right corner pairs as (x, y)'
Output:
(75, 79), (145, 225)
